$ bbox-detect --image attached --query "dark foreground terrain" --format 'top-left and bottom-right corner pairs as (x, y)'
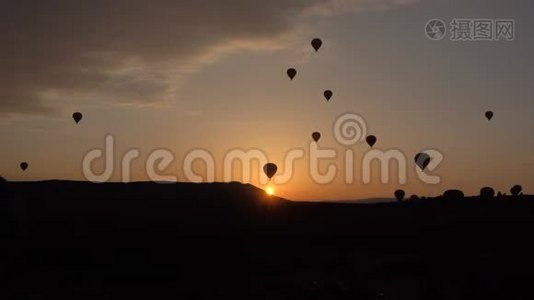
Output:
(2, 181), (534, 299)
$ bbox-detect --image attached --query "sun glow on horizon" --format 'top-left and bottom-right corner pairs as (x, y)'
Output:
(265, 185), (275, 196)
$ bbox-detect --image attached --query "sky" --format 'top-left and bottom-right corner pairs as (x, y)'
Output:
(1, 0), (533, 201)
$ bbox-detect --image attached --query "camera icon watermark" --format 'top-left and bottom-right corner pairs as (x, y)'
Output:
(425, 19), (447, 41)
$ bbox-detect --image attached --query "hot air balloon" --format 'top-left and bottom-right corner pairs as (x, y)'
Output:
(323, 90), (333, 101)
(263, 163), (278, 181)
(485, 111), (493, 121)
(20, 162), (28, 171)
(510, 185), (522, 196)
(72, 112), (83, 124)
(415, 153), (431, 170)
(366, 135), (377, 148)
(287, 68), (297, 80)
(480, 187), (495, 199)
(311, 38), (322, 52)
(312, 132), (321, 142)
(394, 189), (405, 202)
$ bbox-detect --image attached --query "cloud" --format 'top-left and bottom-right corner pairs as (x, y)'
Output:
(0, 0), (419, 117)
(311, 0), (419, 14)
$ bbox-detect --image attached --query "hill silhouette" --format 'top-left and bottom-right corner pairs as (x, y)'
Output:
(2, 181), (534, 299)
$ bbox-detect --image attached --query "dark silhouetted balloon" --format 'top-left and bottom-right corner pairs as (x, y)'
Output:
(323, 90), (333, 101)
(510, 185), (522, 196)
(287, 68), (297, 80)
(72, 112), (83, 124)
(263, 163), (278, 180)
(312, 132), (321, 142)
(485, 111), (493, 121)
(366, 135), (377, 148)
(480, 187), (495, 199)
(311, 38), (322, 52)
(415, 153), (431, 170)
(20, 162), (28, 171)
(394, 189), (405, 202)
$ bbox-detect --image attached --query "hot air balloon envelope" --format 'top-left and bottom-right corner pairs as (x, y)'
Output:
(287, 68), (297, 80)
(311, 38), (322, 51)
(366, 135), (377, 148)
(73, 112), (83, 124)
(394, 189), (405, 202)
(323, 90), (333, 101)
(263, 163), (278, 180)
(415, 153), (431, 170)
(511, 185), (522, 196)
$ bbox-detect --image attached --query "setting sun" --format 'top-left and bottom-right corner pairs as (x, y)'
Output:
(265, 186), (275, 196)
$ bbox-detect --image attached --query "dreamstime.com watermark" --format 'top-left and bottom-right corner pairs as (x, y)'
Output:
(82, 112), (444, 186)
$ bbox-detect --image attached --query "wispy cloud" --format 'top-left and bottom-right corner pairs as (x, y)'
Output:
(0, 0), (421, 117)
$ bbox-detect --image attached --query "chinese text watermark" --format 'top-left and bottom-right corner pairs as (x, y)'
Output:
(425, 18), (515, 41)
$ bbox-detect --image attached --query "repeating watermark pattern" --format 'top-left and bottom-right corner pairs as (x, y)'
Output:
(425, 18), (515, 41)
(333, 113), (367, 146)
(82, 113), (444, 186)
